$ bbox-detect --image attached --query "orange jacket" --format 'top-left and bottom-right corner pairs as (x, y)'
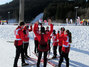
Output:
(52, 34), (58, 46)
(57, 31), (64, 46)
(14, 26), (29, 46)
(23, 25), (32, 42)
(46, 30), (52, 40)
(33, 23), (53, 52)
(62, 35), (70, 53)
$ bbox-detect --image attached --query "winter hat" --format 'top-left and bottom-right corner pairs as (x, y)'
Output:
(53, 30), (56, 34)
(19, 22), (25, 26)
(46, 26), (49, 30)
(41, 27), (45, 34)
(61, 27), (65, 31)
(66, 30), (70, 34)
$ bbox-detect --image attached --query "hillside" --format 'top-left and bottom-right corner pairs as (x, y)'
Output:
(0, 0), (52, 21)
(0, 0), (89, 22)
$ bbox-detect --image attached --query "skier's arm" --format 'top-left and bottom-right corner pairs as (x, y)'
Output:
(47, 24), (53, 36)
(28, 25), (32, 32)
(33, 23), (40, 37)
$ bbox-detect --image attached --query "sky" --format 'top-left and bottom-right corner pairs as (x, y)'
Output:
(0, 0), (12, 5)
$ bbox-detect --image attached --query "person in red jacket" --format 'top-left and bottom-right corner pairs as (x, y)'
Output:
(33, 20), (53, 67)
(23, 24), (32, 59)
(57, 27), (65, 56)
(14, 22), (29, 67)
(52, 30), (58, 58)
(58, 30), (72, 67)
(45, 26), (52, 53)
(34, 27), (39, 54)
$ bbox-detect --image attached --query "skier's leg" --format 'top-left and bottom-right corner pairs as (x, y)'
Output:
(34, 40), (38, 53)
(23, 43), (29, 58)
(53, 46), (55, 56)
(21, 45), (25, 64)
(36, 40), (38, 53)
(37, 51), (42, 67)
(44, 51), (47, 67)
(53, 46), (57, 58)
(13, 46), (21, 67)
(59, 46), (62, 56)
(65, 53), (69, 67)
(24, 43), (27, 56)
(23, 43), (25, 56)
(48, 40), (50, 53)
(54, 46), (57, 57)
(58, 52), (63, 67)
(34, 40), (36, 53)
(25, 43), (29, 57)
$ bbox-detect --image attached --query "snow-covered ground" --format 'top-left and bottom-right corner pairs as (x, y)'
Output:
(0, 24), (89, 67)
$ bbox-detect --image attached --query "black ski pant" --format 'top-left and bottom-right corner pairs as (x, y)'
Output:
(37, 51), (47, 67)
(59, 46), (62, 56)
(53, 46), (57, 57)
(58, 51), (69, 67)
(23, 43), (29, 57)
(13, 45), (25, 67)
(34, 40), (38, 53)
(48, 39), (50, 53)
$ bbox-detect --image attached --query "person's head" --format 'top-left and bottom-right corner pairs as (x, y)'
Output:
(58, 30), (60, 33)
(66, 30), (70, 35)
(66, 30), (72, 43)
(46, 26), (49, 30)
(48, 18), (52, 23)
(53, 30), (56, 35)
(60, 27), (65, 32)
(41, 27), (45, 34)
(19, 22), (25, 28)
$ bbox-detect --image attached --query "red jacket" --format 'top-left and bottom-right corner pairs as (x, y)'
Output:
(23, 25), (32, 42)
(46, 30), (52, 40)
(33, 23), (53, 52)
(14, 26), (29, 46)
(52, 34), (58, 46)
(62, 35), (70, 53)
(34, 30), (39, 40)
(57, 31), (64, 46)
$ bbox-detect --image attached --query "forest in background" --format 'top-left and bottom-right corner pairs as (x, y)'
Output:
(0, 0), (89, 22)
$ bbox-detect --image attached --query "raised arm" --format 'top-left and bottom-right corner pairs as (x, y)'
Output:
(28, 25), (32, 32)
(47, 24), (53, 36)
(33, 22), (40, 37)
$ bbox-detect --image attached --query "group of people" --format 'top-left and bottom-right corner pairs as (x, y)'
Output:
(14, 22), (32, 67)
(13, 19), (72, 67)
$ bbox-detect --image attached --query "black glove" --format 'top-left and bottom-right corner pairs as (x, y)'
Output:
(23, 30), (26, 34)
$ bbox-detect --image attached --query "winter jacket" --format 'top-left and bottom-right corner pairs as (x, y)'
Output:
(14, 26), (29, 46)
(46, 30), (52, 40)
(52, 34), (58, 46)
(62, 34), (70, 53)
(33, 23), (53, 52)
(57, 31), (64, 46)
(34, 30), (39, 41)
(23, 25), (32, 42)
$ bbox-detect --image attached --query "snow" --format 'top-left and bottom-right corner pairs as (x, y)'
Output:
(0, 24), (89, 67)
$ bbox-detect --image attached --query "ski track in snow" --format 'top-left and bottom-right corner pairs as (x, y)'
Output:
(0, 25), (89, 67)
